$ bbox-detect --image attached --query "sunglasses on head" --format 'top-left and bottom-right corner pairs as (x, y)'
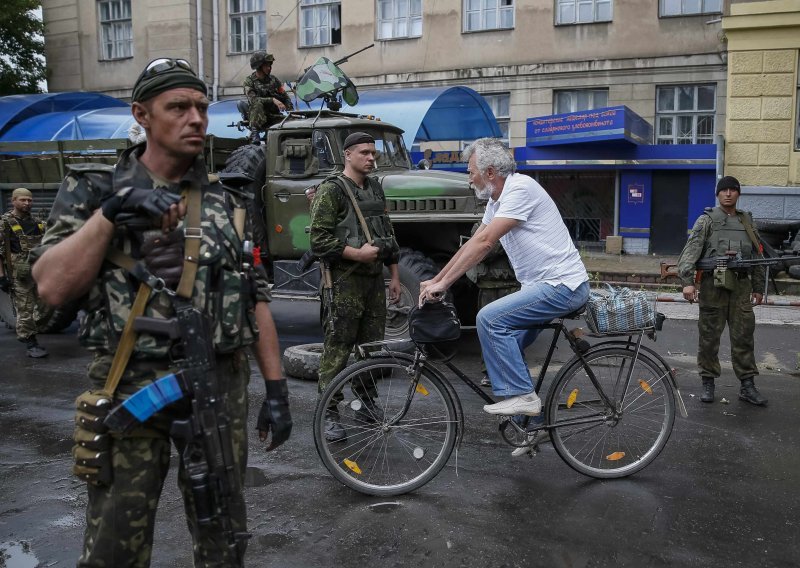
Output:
(139, 58), (195, 80)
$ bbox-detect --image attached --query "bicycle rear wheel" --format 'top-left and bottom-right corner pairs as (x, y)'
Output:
(546, 347), (676, 478)
(313, 356), (458, 496)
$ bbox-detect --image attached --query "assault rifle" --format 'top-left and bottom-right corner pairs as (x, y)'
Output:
(104, 301), (250, 564)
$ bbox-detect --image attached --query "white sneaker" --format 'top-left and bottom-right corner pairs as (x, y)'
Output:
(511, 433), (536, 458)
(483, 393), (541, 416)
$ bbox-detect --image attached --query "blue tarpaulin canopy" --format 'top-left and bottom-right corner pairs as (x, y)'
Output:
(342, 86), (503, 148)
(0, 92), (128, 138)
(0, 86), (501, 148)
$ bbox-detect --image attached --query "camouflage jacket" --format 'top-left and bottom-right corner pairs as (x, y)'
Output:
(30, 144), (271, 358)
(242, 72), (293, 110)
(310, 174), (400, 277)
(1, 210), (46, 268)
(676, 207), (766, 292)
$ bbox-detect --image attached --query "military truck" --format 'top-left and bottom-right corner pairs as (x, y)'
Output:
(0, 108), (483, 341)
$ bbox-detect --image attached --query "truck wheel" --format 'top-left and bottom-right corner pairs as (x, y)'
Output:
(384, 248), (440, 341)
(221, 144), (268, 251)
(282, 343), (355, 381)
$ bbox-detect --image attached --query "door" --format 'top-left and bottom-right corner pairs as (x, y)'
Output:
(650, 171), (689, 254)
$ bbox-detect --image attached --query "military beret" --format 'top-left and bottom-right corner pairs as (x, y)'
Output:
(343, 132), (375, 151)
(716, 176), (741, 195)
(132, 58), (207, 103)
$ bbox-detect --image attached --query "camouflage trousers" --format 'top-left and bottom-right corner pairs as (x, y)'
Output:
(477, 282), (521, 376)
(248, 99), (281, 132)
(697, 273), (758, 382)
(10, 259), (44, 340)
(318, 271), (386, 403)
(78, 351), (250, 568)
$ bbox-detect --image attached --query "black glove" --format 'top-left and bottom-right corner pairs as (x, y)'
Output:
(257, 379), (292, 451)
(100, 186), (181, 225)
(140, 229), (185, 288)
(0, 275), (9, 293)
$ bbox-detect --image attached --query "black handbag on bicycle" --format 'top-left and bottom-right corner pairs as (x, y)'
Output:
(407, 300), (461, 361)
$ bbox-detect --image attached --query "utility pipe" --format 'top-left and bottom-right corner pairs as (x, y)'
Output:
(212, 0), (220, 101)
(196, 0), (204, 84)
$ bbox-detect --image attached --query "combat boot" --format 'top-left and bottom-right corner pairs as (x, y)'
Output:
(26, 336), (48, 358)
(324, 409), (347, 443)
(700, 378), (714, 403)
(248, 128), (262, 145)
(739, 378), (768, 406)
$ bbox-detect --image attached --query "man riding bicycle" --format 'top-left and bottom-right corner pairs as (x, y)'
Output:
(419, 137), (589, 418)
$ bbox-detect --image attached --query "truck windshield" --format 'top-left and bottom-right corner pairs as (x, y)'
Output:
(337, 129), (411, 169)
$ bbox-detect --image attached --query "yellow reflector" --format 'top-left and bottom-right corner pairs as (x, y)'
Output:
(343, 459), (362, 475)
(639, 379), (653, 394)
(416, 384), (429, 396)
(606, 451), (626, 461)
(567, 389), (579, 408)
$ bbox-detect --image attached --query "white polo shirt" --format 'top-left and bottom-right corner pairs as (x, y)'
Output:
(481, 173), (588, 290)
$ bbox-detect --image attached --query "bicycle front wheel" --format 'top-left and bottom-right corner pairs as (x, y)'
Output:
(546, 348), (676, 479)
(313, 357), (458, 496)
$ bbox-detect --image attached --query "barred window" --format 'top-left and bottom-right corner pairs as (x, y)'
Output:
(659, 0), (721, 17)
(656, 84), (716, 144)
(556, 0), (612, 25)
(230, 0), (266, 53)
(554, 89), (608, 114)
(464, 0), (514, 32)
(300, 0), (341, 47)
(98, 0), (132, 60)
(377, 0), (422, 40)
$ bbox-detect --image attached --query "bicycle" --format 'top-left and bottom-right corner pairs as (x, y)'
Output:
(312, 305), (688, 496)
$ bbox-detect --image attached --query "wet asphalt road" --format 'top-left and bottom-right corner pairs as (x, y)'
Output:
(1, 298), (799, 568)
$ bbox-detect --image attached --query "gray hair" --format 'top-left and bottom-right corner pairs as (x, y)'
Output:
(462, 138), (515, 177)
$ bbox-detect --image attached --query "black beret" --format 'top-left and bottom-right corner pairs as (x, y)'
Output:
(716, 176), (741, 195)
(343, 132), (375, 151)
(132, 58), (207, 103)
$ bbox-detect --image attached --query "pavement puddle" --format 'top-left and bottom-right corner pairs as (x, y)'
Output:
(0, 541), (39, 568)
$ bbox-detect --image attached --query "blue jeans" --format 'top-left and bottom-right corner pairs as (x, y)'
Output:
(477, 281), (590, 397)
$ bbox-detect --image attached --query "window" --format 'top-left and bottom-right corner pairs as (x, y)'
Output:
(659, 0), (721, 17)
(300, 0), (341, 47)
(464, 0), (514, 32)
(98, 0), (132, 60)
(377, 0), (422, 40)
(483, 93), (510, 145)
(230, 0), (266, 53)
(656, 84), (715, 144)
(556, 0), (612, 25)
(553, 89), (608, 114)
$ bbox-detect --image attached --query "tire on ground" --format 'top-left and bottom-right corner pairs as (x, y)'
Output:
(754, 219), (800, 249)
(282, 343), (355, 381)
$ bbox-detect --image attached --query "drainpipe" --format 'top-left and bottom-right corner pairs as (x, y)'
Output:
(613, 172), (620, 235)
(715, 133), (725, 184)
(196, 0), (204, 84)
(212, 0), (220, 101)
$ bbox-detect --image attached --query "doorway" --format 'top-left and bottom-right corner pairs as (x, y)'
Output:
(650, 171), (689, 254)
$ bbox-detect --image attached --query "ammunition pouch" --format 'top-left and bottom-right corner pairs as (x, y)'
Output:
(713, 267), (738, 291)
(72, 390), (114, 486)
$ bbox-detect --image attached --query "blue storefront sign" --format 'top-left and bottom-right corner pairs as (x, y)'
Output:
(526, 106), (653, 146)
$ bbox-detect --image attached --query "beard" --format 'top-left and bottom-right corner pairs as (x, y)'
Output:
(473, 184), (492, 201)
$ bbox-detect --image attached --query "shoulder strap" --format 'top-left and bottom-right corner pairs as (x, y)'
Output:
(102, 282), (151, 395)
(737, 212), (763, 255)
(337, 176), (374, 245)
(176, 181), (203, 299)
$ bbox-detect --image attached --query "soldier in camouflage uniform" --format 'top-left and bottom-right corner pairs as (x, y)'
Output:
(30, 58), (292, 567)
(0, 187), (49, 357)
(242, 51), (293, 143)
(677, 176), (768, 407)
(309, 132), (401, 442)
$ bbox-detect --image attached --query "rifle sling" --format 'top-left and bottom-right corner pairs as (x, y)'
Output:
(176, 181), (202, 299)
(738, 213), (763, 256)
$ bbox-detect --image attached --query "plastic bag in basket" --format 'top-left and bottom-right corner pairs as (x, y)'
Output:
(585, 284), (656, 334)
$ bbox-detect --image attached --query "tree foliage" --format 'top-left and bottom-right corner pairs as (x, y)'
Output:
(0, 1), (46, 95)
